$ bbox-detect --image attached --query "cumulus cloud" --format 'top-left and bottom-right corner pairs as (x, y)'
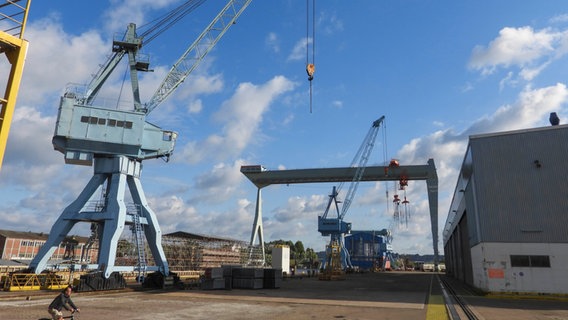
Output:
(177, 75), (297, 164)
(469, 26), (568, 81)
(287, 37), (312, 61)
(190, 160), (247, 203)
(149, 194), (255, 240)
(103, 0), (183, 34)
(9, 18), (107, 109)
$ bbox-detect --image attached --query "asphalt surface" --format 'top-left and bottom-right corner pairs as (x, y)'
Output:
(0, 272), (567, 319)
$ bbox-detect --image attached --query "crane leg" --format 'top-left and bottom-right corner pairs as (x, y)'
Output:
(30, 174), (106, 274)
(128, 175), (169, 276)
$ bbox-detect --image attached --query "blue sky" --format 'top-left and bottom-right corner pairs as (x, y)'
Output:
(1, 0), (568, 255)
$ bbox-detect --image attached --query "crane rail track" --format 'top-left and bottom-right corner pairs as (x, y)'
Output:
(438, 275), (480, 320)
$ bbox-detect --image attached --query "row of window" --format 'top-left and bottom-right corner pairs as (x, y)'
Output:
(80, 116), (134, 129)
(20, 240), (44, 247)
(510, 255), (551, 268)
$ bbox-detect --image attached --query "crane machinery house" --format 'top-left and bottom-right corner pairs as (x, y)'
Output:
(53, 94), (177, 166)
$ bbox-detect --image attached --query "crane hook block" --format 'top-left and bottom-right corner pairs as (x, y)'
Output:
(306, 63), (315, 81)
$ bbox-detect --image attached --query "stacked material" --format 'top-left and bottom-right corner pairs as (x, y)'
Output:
(201, 267), (226, 290)
(232, 268), (264, 289)
(263, 268), (282, 289)
(74, 271), (126, 292)
(201, 266), (283, 290)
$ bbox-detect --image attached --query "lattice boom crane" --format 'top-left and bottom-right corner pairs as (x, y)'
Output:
(318, 116), (385, 270)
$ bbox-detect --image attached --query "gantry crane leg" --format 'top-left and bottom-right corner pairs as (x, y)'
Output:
(0, 33), (28, 170)
(248, 187), (265, 265)
(30, 156), (169, 277)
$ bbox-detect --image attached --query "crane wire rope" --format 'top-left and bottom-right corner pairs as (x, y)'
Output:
(138, 0), (206, 45)
(306, 0), (315, 113)
(116, 64), (130, 109)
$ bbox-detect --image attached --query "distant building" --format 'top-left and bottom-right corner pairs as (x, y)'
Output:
(443, 123), (568, 294)
(161, 231), (255, 270)
(0, 229), (97, 263)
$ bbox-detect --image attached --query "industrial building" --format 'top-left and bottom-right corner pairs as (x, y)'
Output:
(443, 122), (568, 294)
(0, 229), (97, 263)
(0, 228), (261, 273)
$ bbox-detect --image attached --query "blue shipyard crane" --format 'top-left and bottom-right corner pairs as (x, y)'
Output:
(318, 116), (385, 270)
(30, 0), (252, 278)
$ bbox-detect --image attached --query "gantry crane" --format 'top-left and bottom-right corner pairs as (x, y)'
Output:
(318, 116), (385, 272)
(30, 0), (252, 279)
(242, 158), (439, 268)
(0, 0), (31, 171)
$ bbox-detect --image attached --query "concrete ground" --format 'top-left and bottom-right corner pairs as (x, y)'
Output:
(0, 272), (567, 319)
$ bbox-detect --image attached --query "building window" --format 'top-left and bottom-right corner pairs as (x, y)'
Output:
(510, 255), (550, 268)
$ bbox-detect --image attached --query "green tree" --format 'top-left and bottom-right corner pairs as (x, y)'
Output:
(294, 240), (305, 263)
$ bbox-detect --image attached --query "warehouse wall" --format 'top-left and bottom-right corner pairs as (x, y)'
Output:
(470, 126), (568, 243)
(471, 242), (568, 294)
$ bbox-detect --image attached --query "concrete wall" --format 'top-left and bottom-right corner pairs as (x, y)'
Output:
(471, 242), (568, 294)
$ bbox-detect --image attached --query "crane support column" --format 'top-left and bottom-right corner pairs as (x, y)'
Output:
(0, 0), (31, 171)
(30, 156), (169, 278)
(426, 158), (439, 267)
(248, 187), (265, 264)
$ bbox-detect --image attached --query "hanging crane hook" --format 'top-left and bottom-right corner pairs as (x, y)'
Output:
(306, 63), (315, 81)
(306, 0), (315, 112)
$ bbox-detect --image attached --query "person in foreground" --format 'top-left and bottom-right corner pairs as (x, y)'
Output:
(48, 285), (80, 320)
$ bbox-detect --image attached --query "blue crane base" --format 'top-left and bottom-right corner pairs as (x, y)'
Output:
(29, 156), (169, 278)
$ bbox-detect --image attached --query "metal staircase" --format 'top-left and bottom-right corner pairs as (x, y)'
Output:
(130, 208), (147, 281)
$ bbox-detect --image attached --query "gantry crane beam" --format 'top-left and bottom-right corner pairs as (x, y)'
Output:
(241, 159), (439, 267)
(0, 0), (31, 171)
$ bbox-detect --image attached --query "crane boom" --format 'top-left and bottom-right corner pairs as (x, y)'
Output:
(144, 0), (252, 114)
(339, 115), (384, 219)
(317, 116), (385, 272)
(320, 116), (385, 221)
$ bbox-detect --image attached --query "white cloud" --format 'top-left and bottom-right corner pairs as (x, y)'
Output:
(287, 37), (312, 62)
(318, 11), (344, 35)
(549, 14), (568, 24)
(190, 160), (247, 203)
(468, 26), (568, 86)
(103, 0), (182, 34)
(177, 75), (297, 164)
(149, 194), (255, 241)
(15, 18), (107, 108)
(187, 99), (203, 114)
(265, 32), (280, 53)
(331, 100), (343, 109)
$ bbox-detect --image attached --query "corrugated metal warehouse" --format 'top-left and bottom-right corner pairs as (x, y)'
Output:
(443, 122), (568, 294)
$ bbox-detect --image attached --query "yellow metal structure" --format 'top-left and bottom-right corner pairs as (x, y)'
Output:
(319, 240), (346, 281)
(0, 0), (31, 171)
(3, 273), (41, 291)
(2, 272), (69, 291)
